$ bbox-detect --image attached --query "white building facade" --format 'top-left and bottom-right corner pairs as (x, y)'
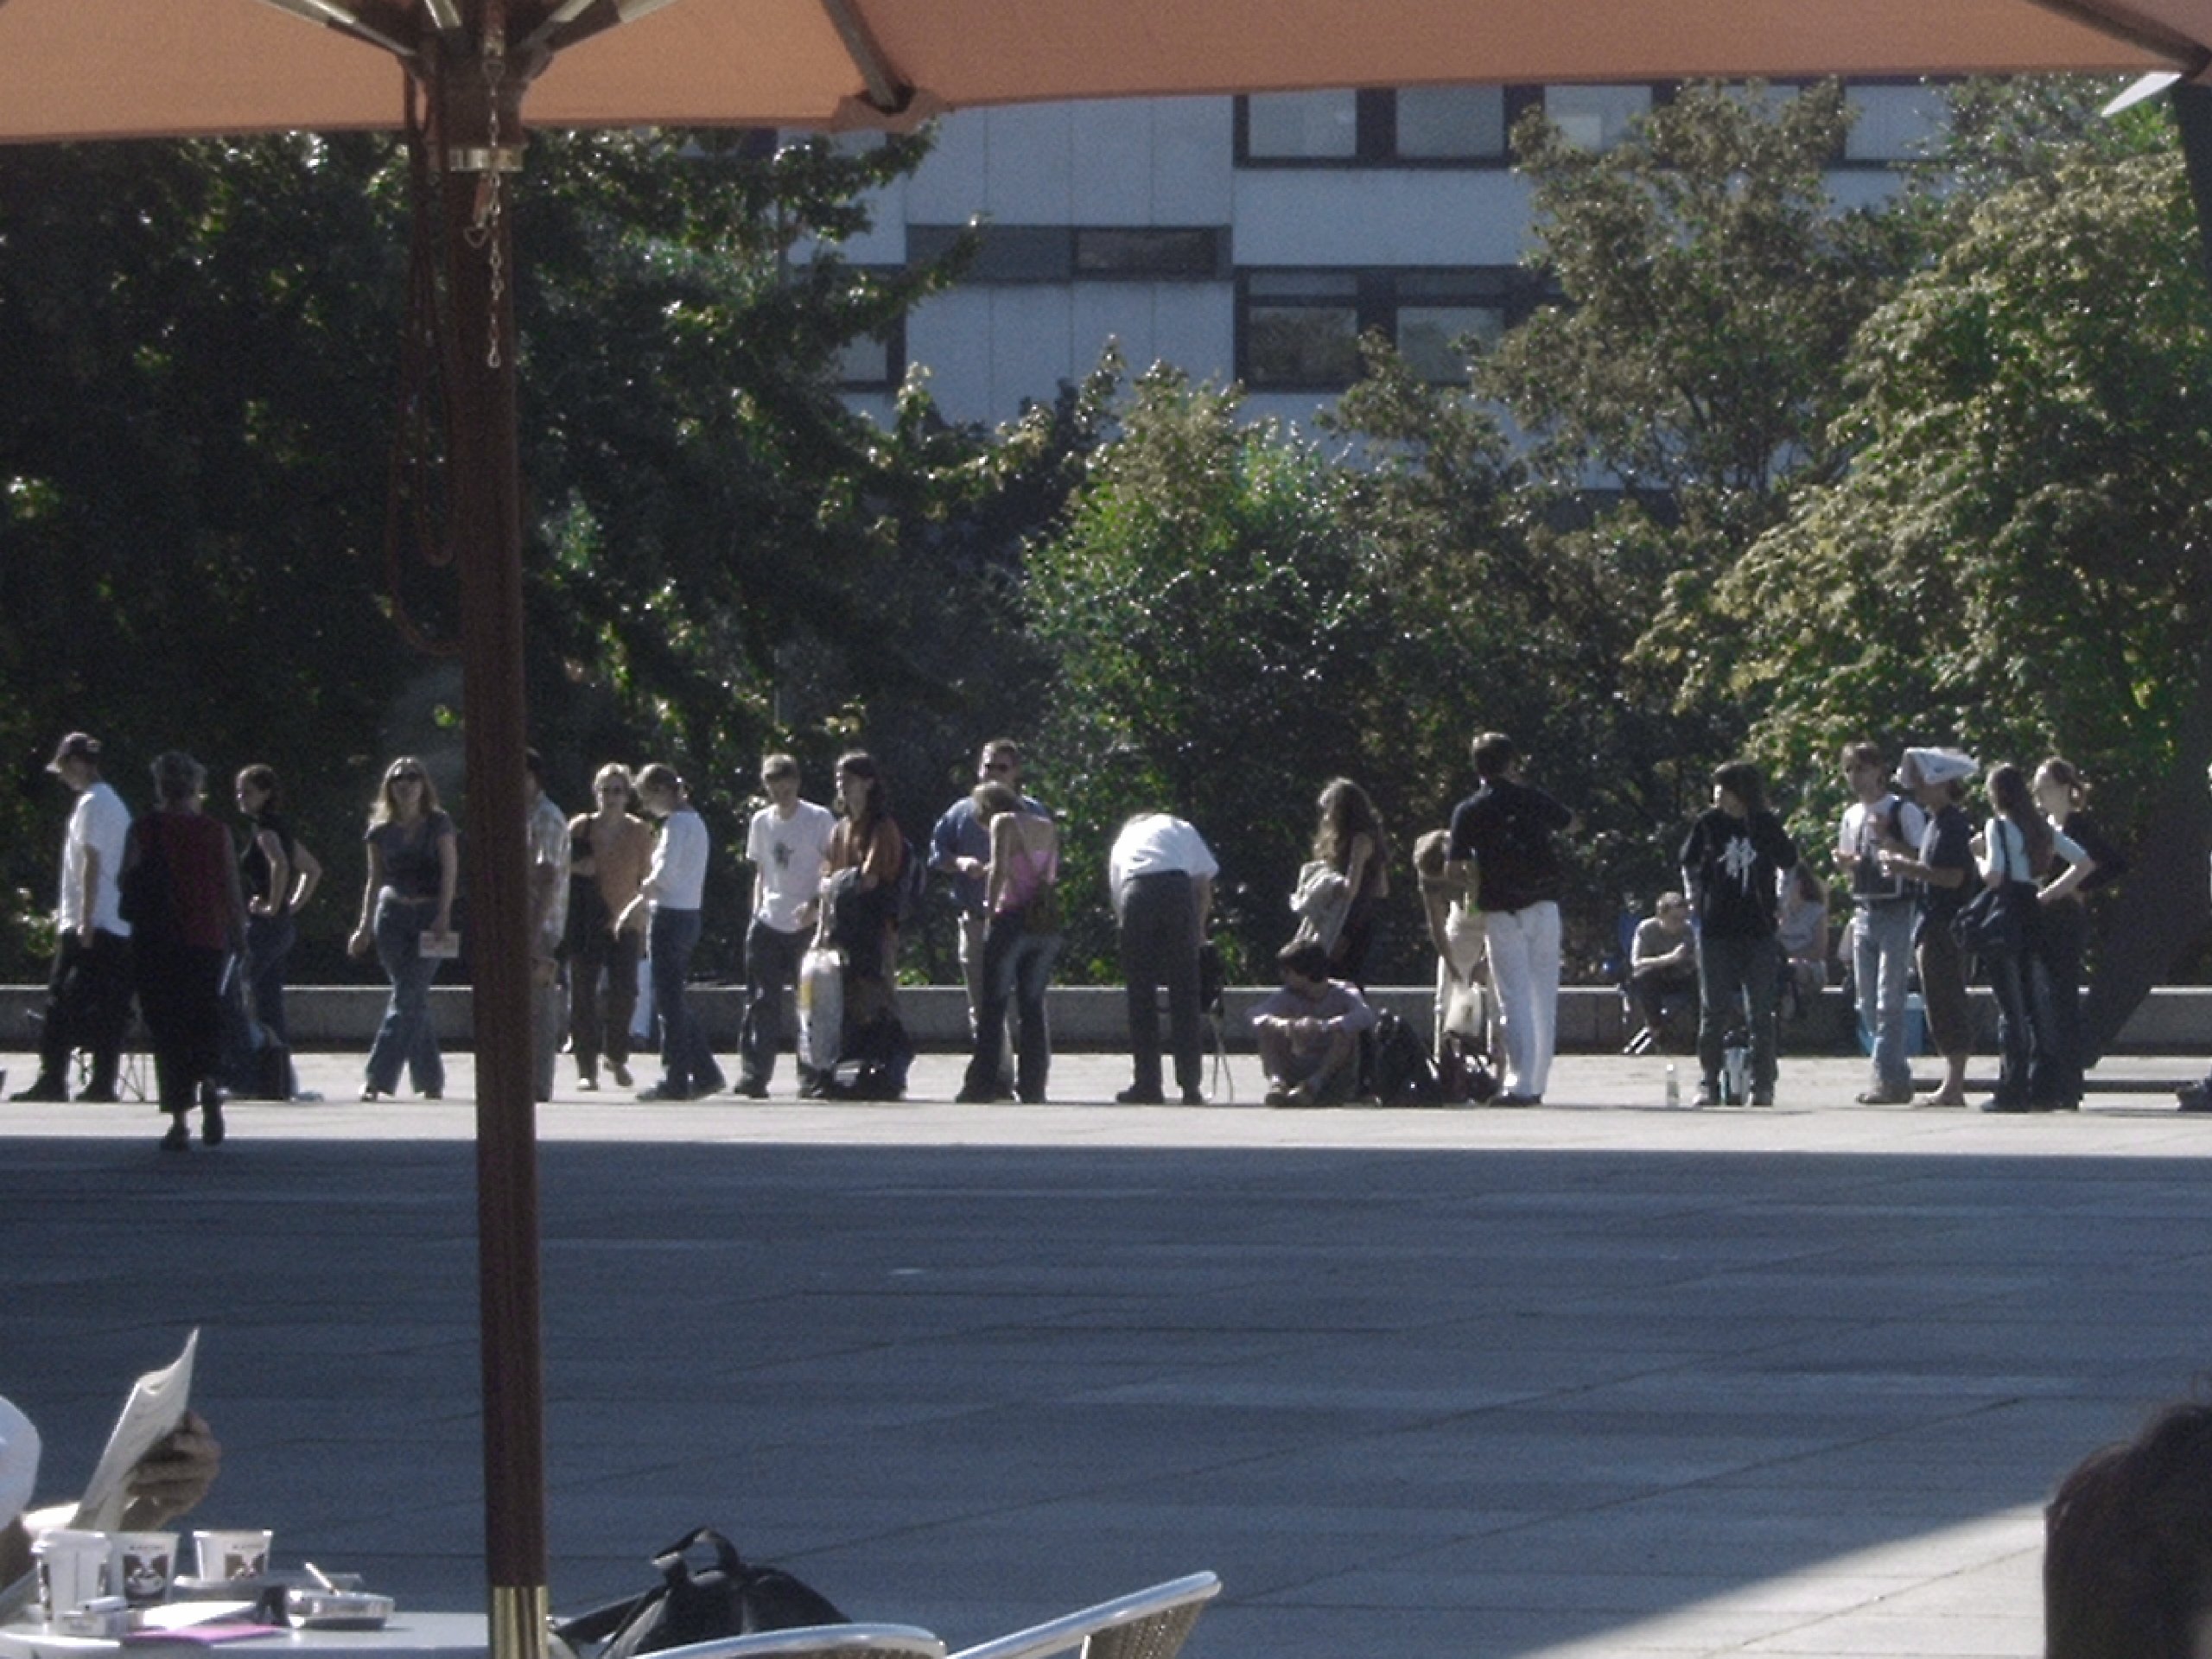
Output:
(833, 82), (1948, 430)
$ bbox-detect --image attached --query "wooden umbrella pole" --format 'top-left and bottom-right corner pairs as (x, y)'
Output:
(438, 25), (550, 1659)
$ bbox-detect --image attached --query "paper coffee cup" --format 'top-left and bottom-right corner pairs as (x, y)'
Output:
(192, 1528), (273, 1582)
(111, 1531), (180, 1605)
(33, 1529), (110, 1618)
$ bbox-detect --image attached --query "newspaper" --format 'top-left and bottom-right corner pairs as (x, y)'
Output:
(69, 1330), (198, 1532)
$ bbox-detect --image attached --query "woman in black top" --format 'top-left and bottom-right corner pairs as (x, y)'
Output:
(234, 765), (321, 1068)
(2032, 758), (2126, 1109)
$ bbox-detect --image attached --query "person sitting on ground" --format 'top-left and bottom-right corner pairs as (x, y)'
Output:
(2043, 1397), (2212, 1658)
(1627, 892), (1698, 1055)
(0, 1396), (221, 1591)
(1249, 939), (1377, 1109)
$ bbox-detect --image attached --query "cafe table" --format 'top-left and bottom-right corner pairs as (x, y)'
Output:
(0, 1612), (488, 1659)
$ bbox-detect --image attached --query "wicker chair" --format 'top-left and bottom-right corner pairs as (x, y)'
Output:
(944, 1573), (1221, 1659)
(645, 1624), (945, 1659)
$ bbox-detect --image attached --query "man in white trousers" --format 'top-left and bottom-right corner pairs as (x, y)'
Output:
(1447, 733), (1573, 1105)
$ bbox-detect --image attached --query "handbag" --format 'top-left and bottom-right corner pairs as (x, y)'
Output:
(796, 945), (845, 1072)
(553, 1528), (845, 1659)
(1288, 860), (1351, 953)
(1950, 830), (2029, 957)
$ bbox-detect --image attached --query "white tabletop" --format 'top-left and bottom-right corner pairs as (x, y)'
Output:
(0, 1612), (487, 1659)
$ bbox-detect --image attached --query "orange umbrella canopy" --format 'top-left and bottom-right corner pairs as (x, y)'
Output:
(0, 0), (2206, 144)
(8, 0), (2209, 1649)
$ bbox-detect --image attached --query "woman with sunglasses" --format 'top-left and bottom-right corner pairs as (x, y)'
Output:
(348, 756), (458, 1101)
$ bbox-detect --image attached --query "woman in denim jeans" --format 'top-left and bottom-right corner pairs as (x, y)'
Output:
(347, 756), (457, 1101)
(958, 782), (1060, 1103)
(235, 764), (322, 1092)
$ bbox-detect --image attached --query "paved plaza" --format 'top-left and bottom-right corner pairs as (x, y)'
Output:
(6, 1044), (2212, 1658)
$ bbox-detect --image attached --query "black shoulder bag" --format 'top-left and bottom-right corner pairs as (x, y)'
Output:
(554, 1529), (846, 1659)
(1950, 830), (2029, 957)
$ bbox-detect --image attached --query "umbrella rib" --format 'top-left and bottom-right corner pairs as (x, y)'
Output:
(817, 0), (910, 112)
(246, 0), (416, 58)
(2025, 0), (2212, 75)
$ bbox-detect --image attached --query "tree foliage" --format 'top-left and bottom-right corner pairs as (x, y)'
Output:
(1024, 365), (1397, 980)
(1483, 81), (1907, 530)
(0, 137), (410, 971)
(0, 128), (1024, 980)
(1720, 147), (2212, 797)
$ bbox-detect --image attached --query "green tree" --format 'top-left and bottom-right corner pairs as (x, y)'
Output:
(1327, 336), (1713, 961)
(1025, 364), (1395, 982)
(1715, 142), (2212, 1031)
(0, 128), (1026, 981)
(1462, 80), (1924, 908)
(1483, 80), (1908, 533)
(0, 136), (411, 975)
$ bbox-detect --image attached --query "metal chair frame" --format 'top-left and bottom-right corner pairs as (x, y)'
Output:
(944, 1573), (1221, 1659)
(645, 1624), (944, 1659)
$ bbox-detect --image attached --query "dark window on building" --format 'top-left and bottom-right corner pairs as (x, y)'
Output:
(908, 224), (1228, 283)
(1243, 271), (1363, 388)
(1237, 80), (1940, 168)
(908, 223), (1071, 283)
(1395, 86), (1510, 159)
(1073, 226), (1229, 279)
(1237, 86), (1544, 166)
(1540, 84), (1654, 151)
(835, 316), (905, 391)
(1238, 267), (1524, 390)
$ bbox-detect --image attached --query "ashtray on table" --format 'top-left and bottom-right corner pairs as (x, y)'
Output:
(283, 1592), (394, 1632)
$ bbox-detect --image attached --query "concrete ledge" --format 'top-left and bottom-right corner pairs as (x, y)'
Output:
(6, 982), (2205, 1053)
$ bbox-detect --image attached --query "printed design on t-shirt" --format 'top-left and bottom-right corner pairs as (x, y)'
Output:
(1719, 829), (1760, 892)
(772, 838), (794, 871)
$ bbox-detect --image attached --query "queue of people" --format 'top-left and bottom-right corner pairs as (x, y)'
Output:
(1618, 740), (2126, 1111)
(9, 722), (2139, 1121)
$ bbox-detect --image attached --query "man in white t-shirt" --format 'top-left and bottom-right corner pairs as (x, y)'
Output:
(735, 754), (836, 1098)
(1835, 741), (1929, 1105)
(1108, 811), (1218, 1104)
(620, 765), (726, 1102)
(14, 734), (134, 1104)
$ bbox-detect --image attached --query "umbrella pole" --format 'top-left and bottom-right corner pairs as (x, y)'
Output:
(442, 50), (550, 1659)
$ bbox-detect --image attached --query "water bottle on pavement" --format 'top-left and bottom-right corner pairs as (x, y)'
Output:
(1664, 1063), (1681, 1109)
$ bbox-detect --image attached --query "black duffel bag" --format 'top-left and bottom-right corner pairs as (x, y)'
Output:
(555, 1529), (846, 1659)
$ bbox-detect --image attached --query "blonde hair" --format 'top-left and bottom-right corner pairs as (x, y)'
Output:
(372, 756), (441, 824)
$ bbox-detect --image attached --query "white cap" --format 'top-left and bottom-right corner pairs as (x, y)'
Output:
(0, 1395), (40, 1530)
(1901, 747), (1977, 788)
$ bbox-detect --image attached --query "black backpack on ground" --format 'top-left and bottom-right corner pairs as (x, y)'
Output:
(1371, 1011), (1443, 1104)
(554, 1528), (845, 1659)
(1437, 1030), (1497, 1104)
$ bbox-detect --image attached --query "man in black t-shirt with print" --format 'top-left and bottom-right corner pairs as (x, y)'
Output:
(1679, 759), (1799, 1106)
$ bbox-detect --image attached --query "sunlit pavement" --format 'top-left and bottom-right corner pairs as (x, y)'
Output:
(6, 1044), (2210, 1658)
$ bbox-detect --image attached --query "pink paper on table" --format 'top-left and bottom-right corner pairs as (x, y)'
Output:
(122, 1624), (283, 1645)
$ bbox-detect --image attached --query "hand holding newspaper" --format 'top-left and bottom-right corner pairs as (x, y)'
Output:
(69, 1330), (198, 1532)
